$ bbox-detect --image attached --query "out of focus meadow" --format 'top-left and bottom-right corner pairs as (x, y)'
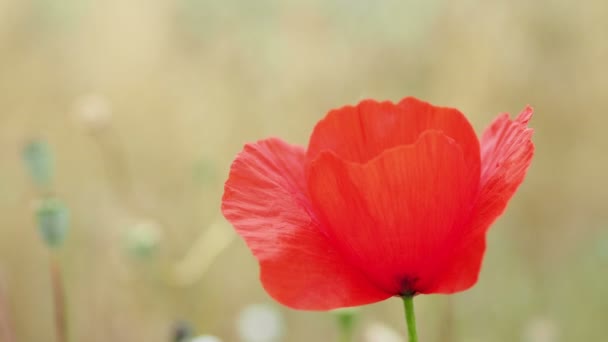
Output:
(1, 1), (607, 341)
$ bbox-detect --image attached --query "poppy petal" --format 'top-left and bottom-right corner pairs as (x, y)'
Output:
(472, 106), (535, 235)
(222, 138), (390, 310)
(307, 131), (479, 295)
(422, 233), (486, 294)
(307, 97), (480, 172)
(424, 108), (534, 293)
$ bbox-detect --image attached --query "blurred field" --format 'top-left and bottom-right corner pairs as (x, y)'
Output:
(1, 1), (608, 341)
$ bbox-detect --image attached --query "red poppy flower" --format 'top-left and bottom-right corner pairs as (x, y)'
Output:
(222, 97), (534, 310)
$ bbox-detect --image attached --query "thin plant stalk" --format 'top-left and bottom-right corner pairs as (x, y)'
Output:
(334, 308), (357, 342)
(439, 297), (455, 341)
(0, 276), (16, 342)
(50, 254), (67, 342)
(402, 295), (418, 342)
(91, 129), (133, 200)
(339, 326), (354, 342)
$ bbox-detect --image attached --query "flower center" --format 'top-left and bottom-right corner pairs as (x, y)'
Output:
(399, 276), (419, 296)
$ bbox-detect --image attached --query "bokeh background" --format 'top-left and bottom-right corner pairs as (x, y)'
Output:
(1, 1), (607, 341)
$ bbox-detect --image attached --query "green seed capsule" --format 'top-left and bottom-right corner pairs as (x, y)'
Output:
(23, 140), (54, 189)
(35, 198), (69, 248)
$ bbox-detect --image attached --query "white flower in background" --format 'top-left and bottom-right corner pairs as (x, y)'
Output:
(364, 322), (404, 342)
(523, 316), (558, 342)
(190, 335), (223, 342)
(124, 220), (162, 259)
(237, 304), (284, 342)
(73, 93), (112, 132)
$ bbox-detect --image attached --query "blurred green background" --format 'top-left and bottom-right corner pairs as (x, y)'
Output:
(1, 0), (607, 341)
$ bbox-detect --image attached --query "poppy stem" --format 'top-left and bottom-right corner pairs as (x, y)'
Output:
(339, 328), (353, 342)
(402, 295), (418, 342)
(50, 254), (67, 342)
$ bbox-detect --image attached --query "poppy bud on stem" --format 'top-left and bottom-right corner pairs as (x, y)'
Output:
(24, 141), (69, 342)
(36, 202), (69, 342)
(34, 199), (69, 342)
(402, 296), (418, 342)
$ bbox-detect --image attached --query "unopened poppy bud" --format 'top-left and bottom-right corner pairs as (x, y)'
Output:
(237, 304), (284, 342)
(124, 220), (162, 259)
(35, 198), (69, 248)
(22, 140), (54, 189)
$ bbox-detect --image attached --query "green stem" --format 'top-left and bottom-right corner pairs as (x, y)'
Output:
(339, 328), (353, 342)
(0, 276), (17, 342)
(50, 255), (67, 342)
(402, 295), (418, 342)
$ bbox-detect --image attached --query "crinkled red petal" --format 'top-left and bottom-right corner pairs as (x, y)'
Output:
(222, 138), (390, 310)
(472, 106), (535, 235)
(428, 107), (534, 293)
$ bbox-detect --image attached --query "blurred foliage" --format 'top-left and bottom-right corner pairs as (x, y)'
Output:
(1, 0), (608, 341)
(334, 308), (359, 342)
(172, 320), (194, 342)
